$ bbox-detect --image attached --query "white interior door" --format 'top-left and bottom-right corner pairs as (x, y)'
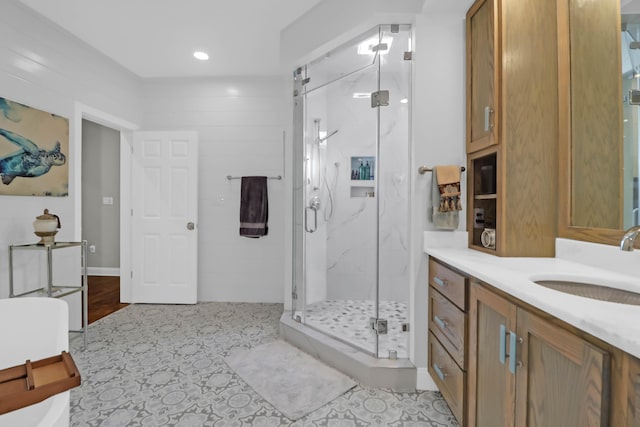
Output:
(131, 131), (198, 304)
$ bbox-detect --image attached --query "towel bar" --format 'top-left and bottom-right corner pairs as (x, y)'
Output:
(418, 166), (465, 175)
(227, 175), (282, 180)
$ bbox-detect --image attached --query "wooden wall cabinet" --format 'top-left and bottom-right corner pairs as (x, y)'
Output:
(466, 0), (499, 154)
(428, 258), (469, 425)
(466, 0), (558, 256)
(468, 281), (610, 426)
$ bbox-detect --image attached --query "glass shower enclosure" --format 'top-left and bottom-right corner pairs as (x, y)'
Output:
(292, 25), (412, 359)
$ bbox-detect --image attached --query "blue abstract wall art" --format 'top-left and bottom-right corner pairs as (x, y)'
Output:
(0, 97), (69, 196)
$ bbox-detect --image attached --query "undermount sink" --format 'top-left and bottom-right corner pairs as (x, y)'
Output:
(533, 280), (640, 305)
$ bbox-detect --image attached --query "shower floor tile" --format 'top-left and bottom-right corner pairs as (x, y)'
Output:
(304, 299), (408, 358)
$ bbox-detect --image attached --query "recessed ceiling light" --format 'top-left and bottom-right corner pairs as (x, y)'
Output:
(353, 93), (371, 99)
(400, 98), (408, 104)
(193, 51), (209, 61)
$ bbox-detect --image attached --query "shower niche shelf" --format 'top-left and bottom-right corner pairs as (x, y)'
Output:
(350, 180), (376, 187)
(350, 156), (376, 197)
(350, 186), (375, 198)
(350, 156), (375, 181)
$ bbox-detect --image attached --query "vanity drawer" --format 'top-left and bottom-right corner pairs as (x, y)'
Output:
(429, 332), (466, 425)
(429, 287), (466, 368)
(429, 258), (467, 310)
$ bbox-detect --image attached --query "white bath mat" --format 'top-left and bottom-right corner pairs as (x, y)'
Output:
(224, 340), (357, 420)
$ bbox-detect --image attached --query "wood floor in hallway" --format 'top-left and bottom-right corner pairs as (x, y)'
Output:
(88, 275), (128, 324)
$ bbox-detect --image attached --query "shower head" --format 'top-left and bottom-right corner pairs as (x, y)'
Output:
(319, 129), (338, 142)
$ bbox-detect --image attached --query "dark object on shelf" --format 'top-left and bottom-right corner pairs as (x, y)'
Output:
(480, 165), (496, 194)
(0, 351), (81, 415)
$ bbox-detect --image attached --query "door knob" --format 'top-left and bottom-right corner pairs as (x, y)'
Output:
(187, 222), (195, 230)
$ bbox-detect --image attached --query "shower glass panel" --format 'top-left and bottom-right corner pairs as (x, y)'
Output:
(292, 25), (411, 359)
(377, 25), (411, 359)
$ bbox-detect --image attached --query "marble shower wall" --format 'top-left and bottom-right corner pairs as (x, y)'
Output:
(304, 84), (329, 306)
(302, 27), (410, 308)
(317, 46), (409, 304)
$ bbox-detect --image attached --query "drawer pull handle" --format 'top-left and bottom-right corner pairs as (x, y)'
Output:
(433, 276), (447, 287)
(434, 315), (447, 330)
(499, 324), (506, 365)
(433, 363), (447, 381)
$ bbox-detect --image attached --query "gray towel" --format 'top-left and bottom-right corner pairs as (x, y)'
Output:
(240, 176), (268, 238)
(430, 168), (459, 230)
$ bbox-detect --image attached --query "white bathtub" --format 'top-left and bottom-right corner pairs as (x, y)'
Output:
(0, 297), (71, 427)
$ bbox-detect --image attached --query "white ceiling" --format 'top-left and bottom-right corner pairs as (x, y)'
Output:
(19, 0), (323, 78)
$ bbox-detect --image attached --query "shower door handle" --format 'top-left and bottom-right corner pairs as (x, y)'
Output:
(305, 196), (320, 233)
(305, 206), (318, 233)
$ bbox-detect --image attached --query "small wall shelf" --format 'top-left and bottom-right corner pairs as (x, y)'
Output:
(469, 151), (498, 252)
(474, 194), (497, 200)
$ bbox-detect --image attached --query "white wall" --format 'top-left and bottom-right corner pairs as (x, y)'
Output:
(0, 2), (142, 300)
(140, 78), (287, 302)
(411, 12), (467, 381)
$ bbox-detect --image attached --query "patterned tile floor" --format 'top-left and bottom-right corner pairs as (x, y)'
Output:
(303, 299), (409, 358)
(69, 303), (458, 426)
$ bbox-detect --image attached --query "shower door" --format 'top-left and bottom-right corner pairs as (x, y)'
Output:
(376, 25), (412, 359)
(292, 25), (411, 358)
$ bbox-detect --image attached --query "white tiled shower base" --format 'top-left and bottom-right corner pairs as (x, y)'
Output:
(295, 299), (408, 359)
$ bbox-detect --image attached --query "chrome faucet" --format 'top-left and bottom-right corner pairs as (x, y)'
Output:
(620, 225), (640, 251)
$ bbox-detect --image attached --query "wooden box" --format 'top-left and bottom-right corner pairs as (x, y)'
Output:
(0, 351), (81, 415)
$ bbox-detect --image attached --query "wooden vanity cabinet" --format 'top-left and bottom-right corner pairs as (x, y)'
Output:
(465, 0), (558, 257)
(621, 353), (640, 426)
(468, 281), (610, 426)
(428, 258), (469, 425)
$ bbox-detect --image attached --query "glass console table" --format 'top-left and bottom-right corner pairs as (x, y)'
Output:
(8, 241), (88, 349)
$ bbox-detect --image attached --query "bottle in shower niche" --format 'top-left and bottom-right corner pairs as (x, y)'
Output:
(359, 161), (365, 180)
(364, 161), (370, 180)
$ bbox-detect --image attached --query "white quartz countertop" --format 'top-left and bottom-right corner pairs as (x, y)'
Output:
(424, 244), (640, 359)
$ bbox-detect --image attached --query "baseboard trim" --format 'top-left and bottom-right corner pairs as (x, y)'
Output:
(87, 267), (120, 276)
(416, 367), (438, 391)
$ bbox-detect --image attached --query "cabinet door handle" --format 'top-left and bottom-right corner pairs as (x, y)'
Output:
(433, 363), (447, 381)
(433, 276), (447, 287)
(499, 324), (507, 365)
(434, 315), (447, 330)
(509, 331), (518, 374)
(484, 106), (494, 132)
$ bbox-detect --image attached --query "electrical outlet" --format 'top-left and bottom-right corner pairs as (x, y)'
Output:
(474, 208), (485, 229)
(89, 245), (96, 253)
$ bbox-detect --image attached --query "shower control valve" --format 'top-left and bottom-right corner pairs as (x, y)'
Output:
(309, 196), (321, 210)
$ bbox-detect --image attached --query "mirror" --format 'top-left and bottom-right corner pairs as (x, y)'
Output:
(621, 4), (640, 229)
(559, 0), (640, 245)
